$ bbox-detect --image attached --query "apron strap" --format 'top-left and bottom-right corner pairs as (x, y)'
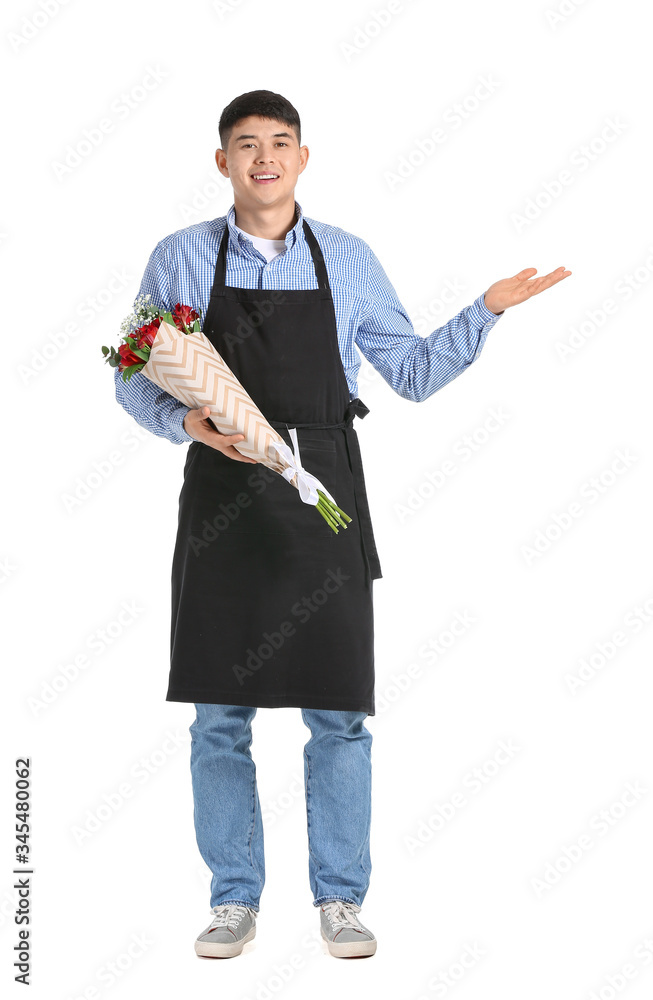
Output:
(211, 215), (331, 294)
(268, 397), (370, 431)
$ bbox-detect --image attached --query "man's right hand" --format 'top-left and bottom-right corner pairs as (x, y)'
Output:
(183, 405), (258, 463)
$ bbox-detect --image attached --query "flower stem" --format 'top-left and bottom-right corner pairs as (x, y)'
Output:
(327, 505), (348, 529)
(317, 490), (352, 524)
(314, 490), (352, 534)
(317, 499), (340, 532)
(316, 501), (339, 533)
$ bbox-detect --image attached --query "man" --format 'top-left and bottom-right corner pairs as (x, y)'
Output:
(114, 89), (570, 960)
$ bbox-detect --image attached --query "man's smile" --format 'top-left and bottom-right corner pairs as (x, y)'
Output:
(250, 172), (280, 184)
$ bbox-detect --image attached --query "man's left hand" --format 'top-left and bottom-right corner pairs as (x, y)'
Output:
(484, 266), (572, 315)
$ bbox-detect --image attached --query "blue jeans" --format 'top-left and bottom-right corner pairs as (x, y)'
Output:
(189, 703), (373, 912)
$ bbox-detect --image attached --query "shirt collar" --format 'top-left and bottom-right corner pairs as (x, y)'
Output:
(226, 200), (304, 253)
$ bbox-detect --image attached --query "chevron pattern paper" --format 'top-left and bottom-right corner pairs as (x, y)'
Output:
(141, 319), (298, 482)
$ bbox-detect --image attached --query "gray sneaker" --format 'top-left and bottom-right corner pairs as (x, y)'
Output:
(195, 903), (257, 958)
(319, 900), (377, 958)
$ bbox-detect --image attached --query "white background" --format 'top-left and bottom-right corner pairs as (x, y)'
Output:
(3, 0), (653, 996)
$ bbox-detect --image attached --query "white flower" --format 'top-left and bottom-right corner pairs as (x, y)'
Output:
(119, 294), (162, 337)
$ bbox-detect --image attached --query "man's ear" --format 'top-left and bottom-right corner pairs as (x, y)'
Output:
(298, 145), (309, 175)
(215, 149), (229, 177)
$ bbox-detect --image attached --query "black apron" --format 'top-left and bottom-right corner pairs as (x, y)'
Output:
(167, 218), (382, 715)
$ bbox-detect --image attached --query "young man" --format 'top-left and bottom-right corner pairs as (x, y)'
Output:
(115, 90), (570, 960)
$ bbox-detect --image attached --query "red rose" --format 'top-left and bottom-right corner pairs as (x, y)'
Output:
(117, 343), (143, 371)
(172, 303), (200, 332)
(136, 319), (161, 348)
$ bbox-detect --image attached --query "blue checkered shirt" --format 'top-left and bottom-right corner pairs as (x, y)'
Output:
(113, 201), (503, 444)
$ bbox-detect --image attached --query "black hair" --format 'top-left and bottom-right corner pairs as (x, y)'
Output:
(218, 90), (301, 150)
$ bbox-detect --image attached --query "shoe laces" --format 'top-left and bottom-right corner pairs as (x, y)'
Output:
(321, 900), (363, 931)
(209, 904), (256, 930)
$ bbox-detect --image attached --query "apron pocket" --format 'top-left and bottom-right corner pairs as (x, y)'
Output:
(188, 439), (338, 538)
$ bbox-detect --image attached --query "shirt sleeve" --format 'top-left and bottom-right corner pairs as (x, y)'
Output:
(355, 244), (504, 402)
(113, 241), (194, 445)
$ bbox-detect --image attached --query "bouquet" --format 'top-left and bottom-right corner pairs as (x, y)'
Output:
(102, 297), (352, 534)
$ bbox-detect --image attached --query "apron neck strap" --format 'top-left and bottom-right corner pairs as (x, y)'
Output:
(213, 217), (331, 292)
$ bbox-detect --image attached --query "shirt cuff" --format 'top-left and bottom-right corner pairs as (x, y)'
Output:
(477, 292), (504, 322)
(468, 292), (504, 362)
(168, 405), (194, 444)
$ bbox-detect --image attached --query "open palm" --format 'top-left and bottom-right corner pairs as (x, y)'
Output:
(484, 266), (572, 315)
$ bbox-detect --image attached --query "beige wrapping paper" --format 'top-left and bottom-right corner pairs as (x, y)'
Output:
(141, 319), (298, 487)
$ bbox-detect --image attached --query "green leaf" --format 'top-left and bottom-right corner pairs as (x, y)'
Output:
(101, 345), (109, 356)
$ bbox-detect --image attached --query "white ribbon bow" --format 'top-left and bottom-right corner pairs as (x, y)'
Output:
(269, 428), (336, 507)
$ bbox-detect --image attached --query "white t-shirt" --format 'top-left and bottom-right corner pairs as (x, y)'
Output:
(237, 227), (287, 263)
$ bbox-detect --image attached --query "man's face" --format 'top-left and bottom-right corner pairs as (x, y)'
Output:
(215, 115), (308, 209)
